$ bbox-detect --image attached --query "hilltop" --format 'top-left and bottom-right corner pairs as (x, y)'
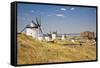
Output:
(17, 33), (96, 65)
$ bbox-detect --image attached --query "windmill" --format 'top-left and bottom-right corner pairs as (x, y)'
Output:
(20, 16), (43, 39)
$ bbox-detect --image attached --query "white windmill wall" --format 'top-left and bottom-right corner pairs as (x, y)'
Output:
(26, 28), (32, 36)
(61, 35), (66, 40)
(38, 36), (44, 41)
(45, 36), (50, 41)
(31, 28), (38, 38)
(26, 28), (38, 39)
(52, 34), (56, 40)
(71, 40), (75, 43)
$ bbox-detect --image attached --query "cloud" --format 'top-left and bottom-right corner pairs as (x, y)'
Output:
(56, 14), (64, 17)
(31, 10), (34, 13)
(61, 8), (66, 11)
(70, 8), (75, 10)
(47, 14), (64, 17)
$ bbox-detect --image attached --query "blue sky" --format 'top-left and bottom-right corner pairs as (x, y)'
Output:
(17, 3), (96, 34)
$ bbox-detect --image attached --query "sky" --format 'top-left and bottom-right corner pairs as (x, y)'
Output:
(17, 3), (96, 34)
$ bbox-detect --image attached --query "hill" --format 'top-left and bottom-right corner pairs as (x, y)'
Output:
(17, 33), (96, 65)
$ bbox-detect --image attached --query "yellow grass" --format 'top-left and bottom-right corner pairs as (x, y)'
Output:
(17, 33), (96, 65)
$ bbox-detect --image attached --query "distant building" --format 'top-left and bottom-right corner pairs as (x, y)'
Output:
(38, 35), (44, 41)
(61, 34), (66, 40)
(52, 32), (57, 40)
(71, 39), (75, 42)
(44, 34), (52, 41)
(80, 31), (95, 39)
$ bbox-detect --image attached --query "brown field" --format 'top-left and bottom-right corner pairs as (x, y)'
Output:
(17, 33), (96, 65)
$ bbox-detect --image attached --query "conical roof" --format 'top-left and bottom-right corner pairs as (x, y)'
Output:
(26, 23), (38, 28)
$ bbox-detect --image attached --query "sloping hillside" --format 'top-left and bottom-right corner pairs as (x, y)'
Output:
(17, 33), (96, 65)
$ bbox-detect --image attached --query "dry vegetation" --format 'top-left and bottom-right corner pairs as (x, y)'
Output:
(17, 33), (96, 65)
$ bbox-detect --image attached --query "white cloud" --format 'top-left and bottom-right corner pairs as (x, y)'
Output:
(31, 10), (34, 13)
(47, 14), (64, 17)
(61, 8), (66, 11)
(56, 14), (64, 17)
(70, 8), (75, 10)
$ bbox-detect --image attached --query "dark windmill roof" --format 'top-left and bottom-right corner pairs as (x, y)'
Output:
(26, 23), (38, 28)
(43, 34), (52, 38)
(52, 32), (57, 34)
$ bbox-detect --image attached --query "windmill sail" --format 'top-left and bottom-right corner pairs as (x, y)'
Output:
(39, 16), (41, 26)
(20, 24), (29, 33)
(39, 27), (43, 33)
(36, 17), (39, 26)
(38, 16), (43, 34)
(32, 20), (37, 26)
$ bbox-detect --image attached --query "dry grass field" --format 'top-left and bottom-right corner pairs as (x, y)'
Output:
(17, 33), (96, 65)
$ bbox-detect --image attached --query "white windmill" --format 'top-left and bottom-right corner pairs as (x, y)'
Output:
(61, 34), (66, 40)
(20, 17), (43, 39)
(52, 32), (57, 40)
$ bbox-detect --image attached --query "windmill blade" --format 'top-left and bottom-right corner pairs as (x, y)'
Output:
(39, 27), (43, 33)
(20, 24), (29, 33)
(36, 17), (40, 26)
(32, 20), (37, 26)
(39, 16), (41, 26)
(20, 25), (27, 33)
